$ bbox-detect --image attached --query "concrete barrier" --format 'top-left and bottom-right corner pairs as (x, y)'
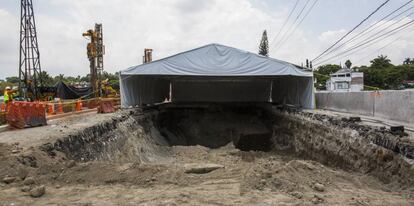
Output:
(316, 90), (414, 123)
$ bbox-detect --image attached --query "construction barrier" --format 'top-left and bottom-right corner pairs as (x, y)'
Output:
(0, 103), (5, 112)
(1, 97), (120, 129)
(6, 101), (47, 129)
(98, 99), (116, 113)
(0, 112), (6, 125)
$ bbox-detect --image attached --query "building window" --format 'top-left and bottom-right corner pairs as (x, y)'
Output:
(346, 73), (351, 77)
(335, 82), (349, 89)
(338, 74), (346, 77)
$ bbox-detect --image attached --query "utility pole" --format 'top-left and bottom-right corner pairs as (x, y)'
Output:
(19, 0), (43, 100)
(83, 24), (105, 97)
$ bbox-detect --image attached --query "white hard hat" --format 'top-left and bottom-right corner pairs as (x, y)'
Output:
(5, 86), (11, 90)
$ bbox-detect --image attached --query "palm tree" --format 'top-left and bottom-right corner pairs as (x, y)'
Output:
(404, 58), (411, 65)
(370, 55), (392, 69)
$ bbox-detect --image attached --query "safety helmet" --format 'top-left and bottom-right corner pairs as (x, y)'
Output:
(5, 86), (11, 90)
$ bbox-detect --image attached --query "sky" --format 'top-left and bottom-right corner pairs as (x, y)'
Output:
(0, 0), (413, 79)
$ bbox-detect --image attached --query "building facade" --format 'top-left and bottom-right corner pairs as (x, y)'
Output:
(326, 68), (364, 92)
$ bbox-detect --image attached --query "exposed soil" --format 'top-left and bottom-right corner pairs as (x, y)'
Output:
(0, 105), (413, 205)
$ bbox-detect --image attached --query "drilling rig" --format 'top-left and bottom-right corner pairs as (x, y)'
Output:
(82, 24), (105, 97)
(18, 0), (43, 100)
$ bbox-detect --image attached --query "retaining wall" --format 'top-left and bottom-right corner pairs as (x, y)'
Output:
(315, 90), (414, 123)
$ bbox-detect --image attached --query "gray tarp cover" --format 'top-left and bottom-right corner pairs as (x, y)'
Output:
(120, 44), (315, 108)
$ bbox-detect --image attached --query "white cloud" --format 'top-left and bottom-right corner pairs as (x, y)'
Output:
(318, 29), (347, 43)
(0, 8), (19, 78)
(0, 0), (413, 79)
(0, 0), (285, 79)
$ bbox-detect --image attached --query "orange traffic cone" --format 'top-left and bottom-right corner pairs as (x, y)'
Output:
(47, 103), (55, 115)
(57, 101), (64, 114)
(75, 100), (83, 112)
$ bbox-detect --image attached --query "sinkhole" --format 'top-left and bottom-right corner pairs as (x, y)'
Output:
(155, 105), (274, 152)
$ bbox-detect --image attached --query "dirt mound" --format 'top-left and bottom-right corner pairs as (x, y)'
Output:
(0, 107), (413, 205)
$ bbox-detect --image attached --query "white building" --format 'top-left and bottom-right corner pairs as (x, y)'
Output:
(326, 67), (364, 92)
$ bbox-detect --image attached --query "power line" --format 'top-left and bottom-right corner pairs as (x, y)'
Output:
(315, 12), (414, 64)
(314, 21), (414, 66)
(312, 0), (391, 62)
(314, 19), (414, 66)
(315, 12), (414, 63)
(274, 0), (319, 53)
(270, 0), (301, 46)
(353, 35), (404, 65)
(272, 0), (311, 50)
(318, 0), (414, 58)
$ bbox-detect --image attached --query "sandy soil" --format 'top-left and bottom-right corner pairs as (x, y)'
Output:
(0, 111), (117, 148)
(0, 143), (413, 206)
(0, 109), (413, 205)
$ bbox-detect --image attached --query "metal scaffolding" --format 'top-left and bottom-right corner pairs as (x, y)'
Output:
(19, 0), (43, 100)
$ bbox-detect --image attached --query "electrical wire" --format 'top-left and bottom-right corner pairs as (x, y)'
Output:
(314, 12), (414, 63)
(272, 0), (311, 50)
(270, 0), (301, 46)
(312, 0), (391, 62)
(353, 35), (404, 65)
(313, 19), (414, 66)
(318, 0), (414, 58)
(314, 12), (414, 64)
(274, 0), (319, 53)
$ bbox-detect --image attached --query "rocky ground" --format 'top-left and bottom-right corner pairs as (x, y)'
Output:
(0, 106), (413, 205)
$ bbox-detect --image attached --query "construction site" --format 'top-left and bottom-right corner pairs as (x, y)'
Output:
(0, 0), (413, 205)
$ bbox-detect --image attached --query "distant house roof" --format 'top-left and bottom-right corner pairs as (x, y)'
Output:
(333, 67), (353, 74)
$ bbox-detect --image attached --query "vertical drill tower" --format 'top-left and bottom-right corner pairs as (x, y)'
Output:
(83, 24), (104, 97)
(19, 0), (43, 99)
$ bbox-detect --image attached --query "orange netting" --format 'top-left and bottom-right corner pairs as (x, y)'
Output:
(6, 102), (47, 129)
(3, 97), (120, 129)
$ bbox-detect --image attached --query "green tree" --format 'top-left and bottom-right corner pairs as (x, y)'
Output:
(370, 55), (393, 69)
(80, 74), (90, 82)
(55, 74), (65, 82)
(39, 71), (55, 86)
(258, 30), (269, 57)
(345, 60), (352, 69)
(403, 58), (411, 65)
(6, 76), (20, 84)
(314, 64), (341, 90)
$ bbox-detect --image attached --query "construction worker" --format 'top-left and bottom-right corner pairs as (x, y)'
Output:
(3, 86), (14, 111)
(102, 79), (118, 98)
(3, 86), (13, 104)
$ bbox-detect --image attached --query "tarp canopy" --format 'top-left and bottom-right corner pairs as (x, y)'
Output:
(55, 82), (93, 100)
(120, 44), (315, 108)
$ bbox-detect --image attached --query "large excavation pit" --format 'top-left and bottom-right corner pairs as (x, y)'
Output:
(156, 106), (274, 152)
(0, 106), (413, 205)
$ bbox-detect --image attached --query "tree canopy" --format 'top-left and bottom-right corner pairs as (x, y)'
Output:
(314, 64), (341, 90)
(315, 55), (414, 90)
(370, 55), (393, 69)
(1, 71), (120, 92)
(345, 60), (352, 69)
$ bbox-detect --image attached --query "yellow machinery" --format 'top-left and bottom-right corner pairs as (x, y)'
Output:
(82, 24), (105, 97)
